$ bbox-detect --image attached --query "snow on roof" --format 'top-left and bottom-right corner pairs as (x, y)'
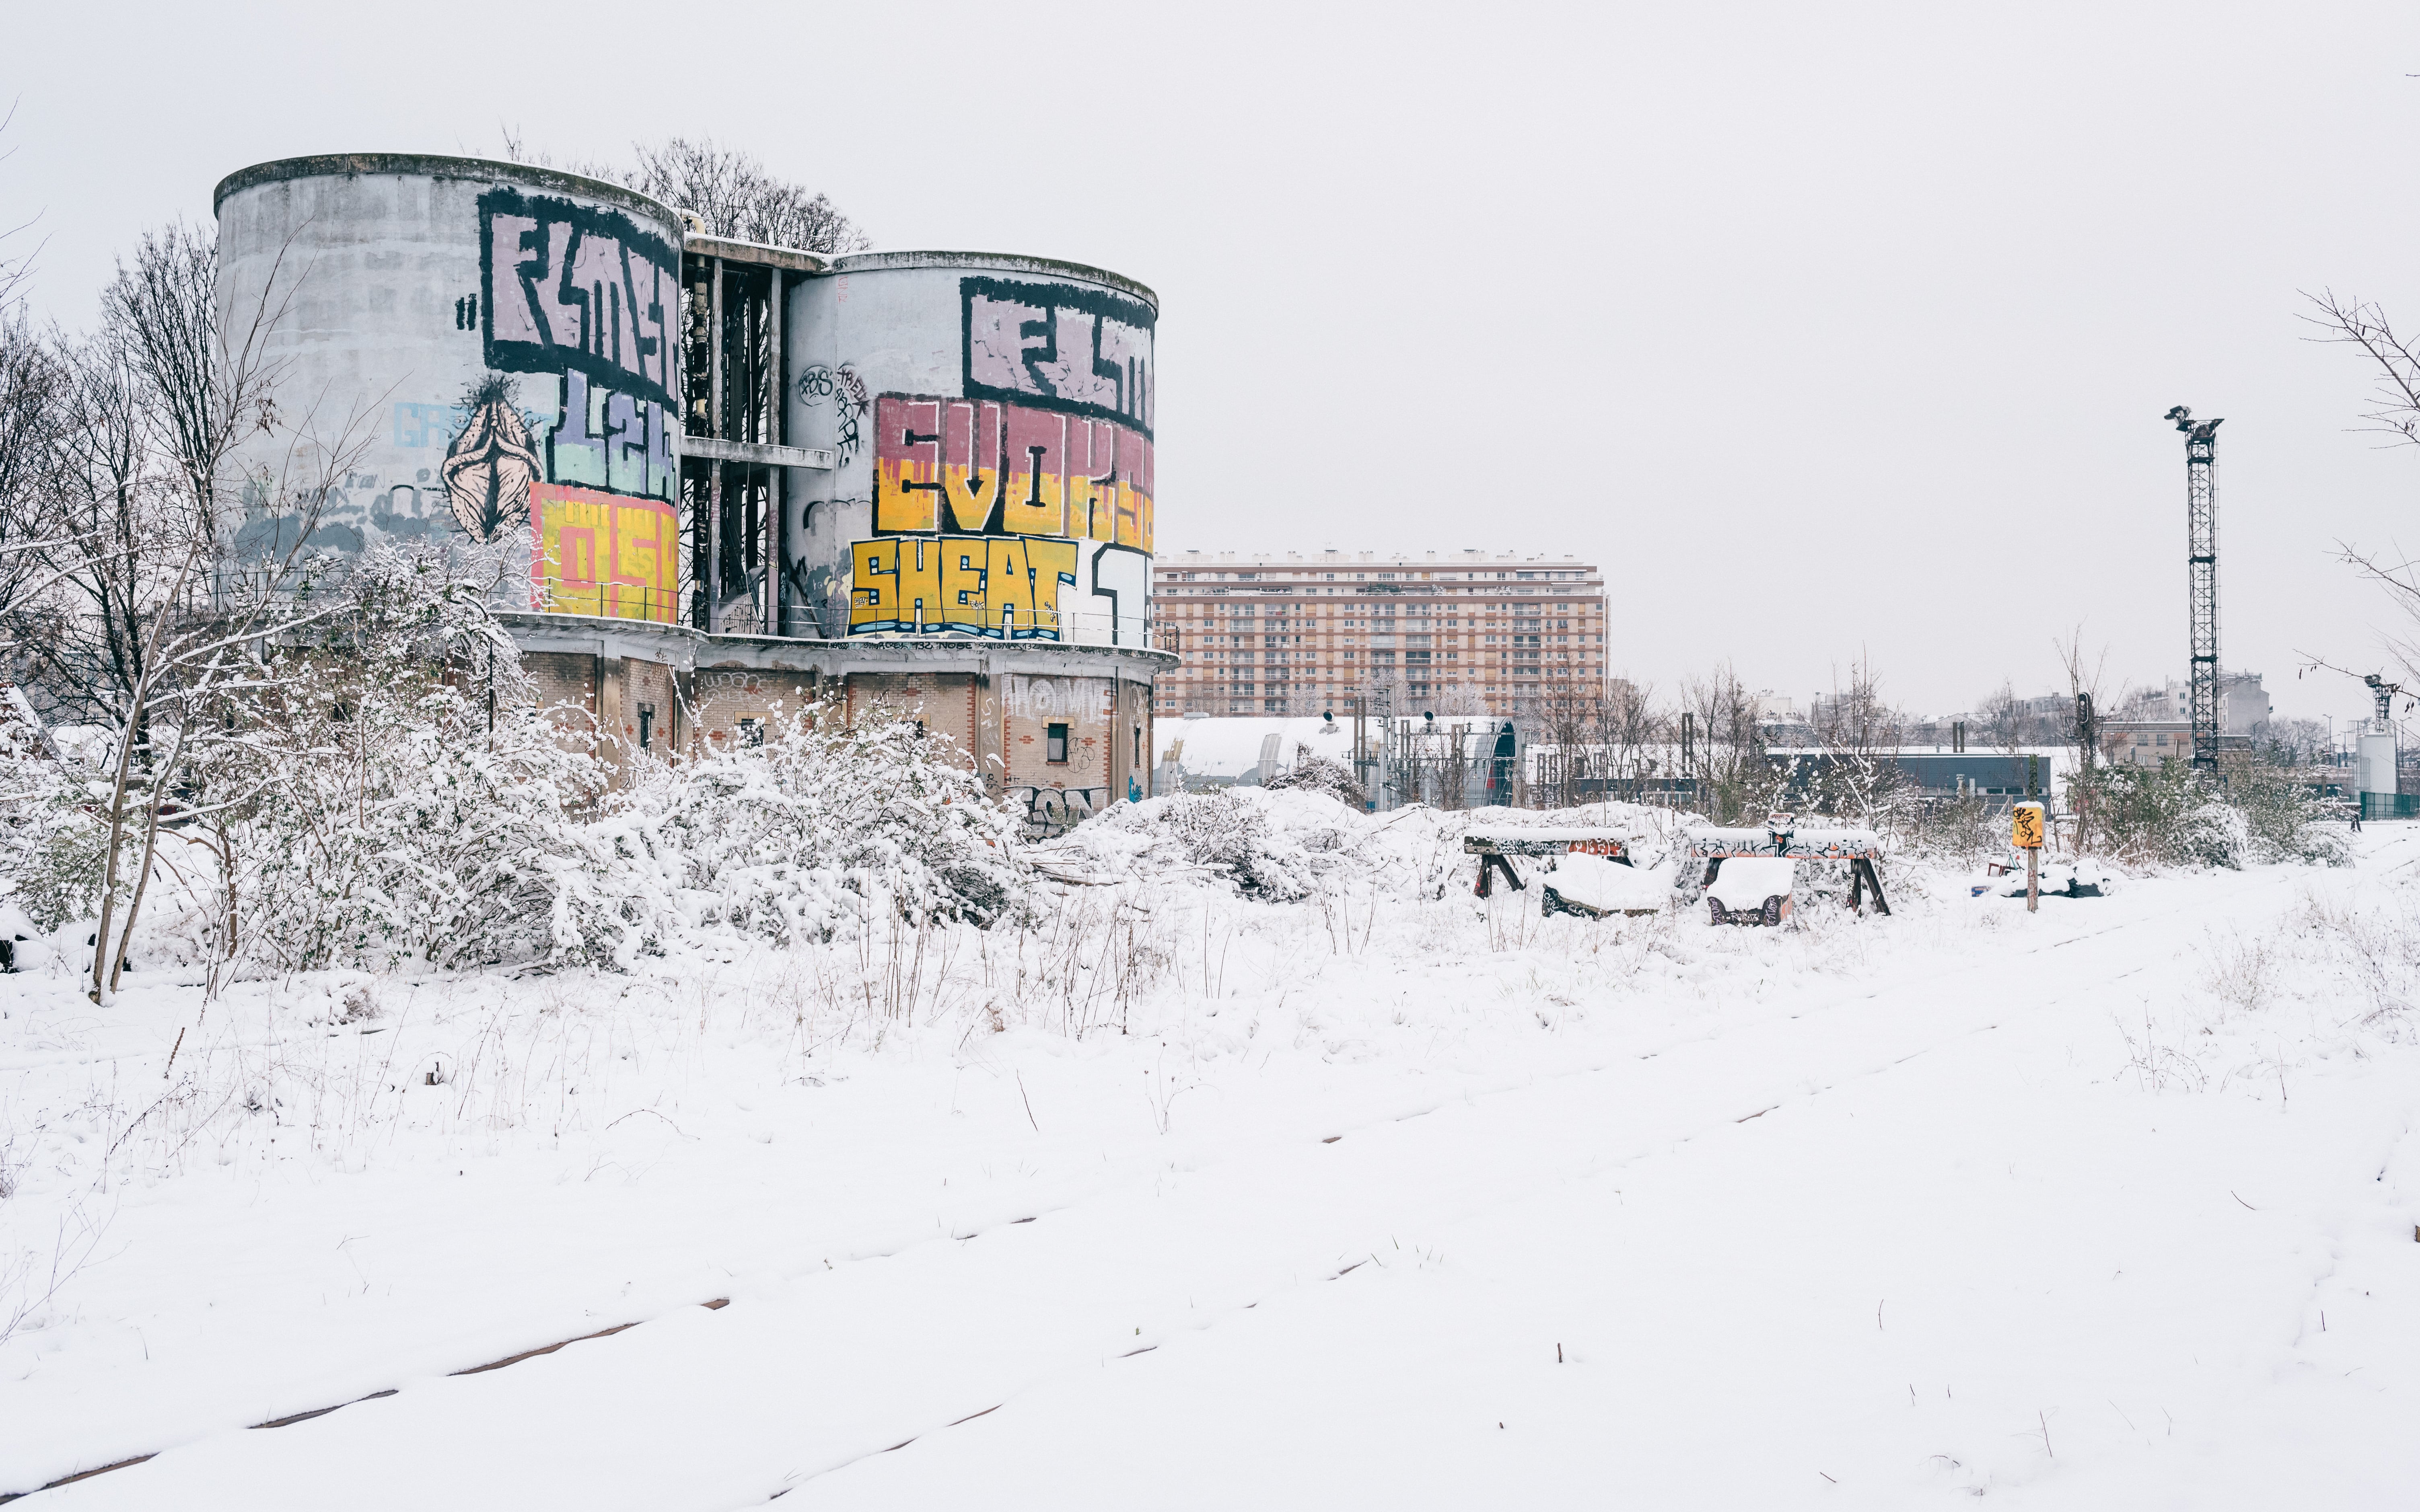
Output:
(1153, 717), (1351, 780)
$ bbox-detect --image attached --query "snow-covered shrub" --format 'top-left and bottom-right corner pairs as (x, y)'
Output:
(1265, 750), (1368, 810)
(217, 546), (612, 971)
(1896, 792), (2000, 863)
(2177, 799), (2251, 869)
(2072, 756), (2346, 870)
(0, 753), (108, 933)
(1159, 789), (1322, 900)
(2224, 757), (2352, 867)
(601, 703), (1026, 944)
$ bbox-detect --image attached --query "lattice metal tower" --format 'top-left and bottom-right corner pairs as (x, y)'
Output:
(2165, 405), (2223, 772)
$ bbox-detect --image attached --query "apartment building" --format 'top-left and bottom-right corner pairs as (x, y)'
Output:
(1153, 549), (1608, 717)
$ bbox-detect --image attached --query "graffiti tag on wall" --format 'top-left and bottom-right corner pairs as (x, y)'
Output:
(796, 364), (870, 467)
(844, 279), (1155, 645)
(1011, 786), (1105, 838)
(456, 189), (683, 620)
(477, 189), (678, 509)
(870, 395), (1152, 550)
(961, 277), (1154, 436)
(850, 536), (1078, 638)
(529, 482), (680, 622)
(479, 189), (679, 409)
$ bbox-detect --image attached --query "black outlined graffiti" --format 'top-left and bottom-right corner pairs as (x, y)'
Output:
(480, 189), (681, 411)
(798, 363), (870, 466)
(1089, 542), (1151, 647)
(961, 277), (1155, 437)
(442, 377), (544, 542)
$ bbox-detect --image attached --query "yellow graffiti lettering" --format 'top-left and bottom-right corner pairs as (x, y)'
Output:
(998, 463), (1062, 538)
(943, 540), (988, 616)
(942, 462), (999, 532)
(874, 458), (938, 533)
(1021, 539), (1077, 635)
(532, 483), (679, 622)
(850, 541), (899, 629)
(847, 535), (1077, 637)
(987, 537), (1034, 628)
(897, 536), (941, 626)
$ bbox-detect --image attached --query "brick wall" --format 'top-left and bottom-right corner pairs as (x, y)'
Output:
(510, 652), (1157, 805)
(1002, 672), (1112, 797)
(523, 651), (598, 722)
(845, 673), (977, 760)
(691, 669), (821, 753)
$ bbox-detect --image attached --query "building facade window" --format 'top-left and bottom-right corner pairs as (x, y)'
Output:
(1046, 723), (1070, 762)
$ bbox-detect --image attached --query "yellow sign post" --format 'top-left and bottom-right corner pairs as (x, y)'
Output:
(2012, 801), (2045, 912)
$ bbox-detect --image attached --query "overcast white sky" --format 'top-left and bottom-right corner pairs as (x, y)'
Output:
(10, 1), (2420, 726)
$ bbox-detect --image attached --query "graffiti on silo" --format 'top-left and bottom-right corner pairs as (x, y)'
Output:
(441, 377), (543, 542)
(796, 363), (871, 468)
(868, 396), (1153, 549)
(842, 274), (1156, 646)
(849, 536), (1079, 638)
(960, 277), (1154, 435)
(528, 482), (680, 622)
(216, 157), (687, 625)
(479, 189), (679, 410)
(469, 188), (683, 620)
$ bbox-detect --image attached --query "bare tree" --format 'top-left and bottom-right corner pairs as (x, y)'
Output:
(0, 303), (70, 638)
(504, 132), (874, 255)
(33, 324), (168, 727)
(99, 221), (246, 547)
(1598, 676), (1663, 802)
(0, 213), (361, 1000)
(0, 99), (41, 315)
(2052, 625), (2129, 852)
(1679, 664), (1774, 824)
(2329, 542), (2420, 692)
(2303, 289), (2420, 448)
(1805, 654), (1906, 822)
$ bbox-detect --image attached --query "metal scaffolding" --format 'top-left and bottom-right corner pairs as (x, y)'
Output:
(2166, 405), (2223, 772)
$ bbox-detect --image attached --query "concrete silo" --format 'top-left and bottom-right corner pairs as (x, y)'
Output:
(776, 251), (1159, 814)
(215, 154), (687, 621)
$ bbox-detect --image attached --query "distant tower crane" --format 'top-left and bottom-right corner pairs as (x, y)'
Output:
(2165, 405), (2224, 772)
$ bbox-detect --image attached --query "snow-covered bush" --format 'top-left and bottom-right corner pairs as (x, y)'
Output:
(216, 547), (612, 971)
(2223, 757), (2352, 867)
(2072, 756), (2346, 870)
(0, 750), (108, 933)
(1895, 792), (2000, 863)
(598, 703), (1027, 945)
(1265, 750), (1368, 810)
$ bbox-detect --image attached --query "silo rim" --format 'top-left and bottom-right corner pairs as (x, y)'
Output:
(826, 250), (1156, 312)
(212, 153), (681, 226)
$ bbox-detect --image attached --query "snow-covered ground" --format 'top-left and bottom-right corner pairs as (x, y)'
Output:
(3, 803), (2416, 1508)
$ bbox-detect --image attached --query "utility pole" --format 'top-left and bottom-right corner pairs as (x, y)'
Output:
(2165, 405), (2223, 774)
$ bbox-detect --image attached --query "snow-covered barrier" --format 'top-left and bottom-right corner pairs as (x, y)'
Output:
(1035, 792), (1691, 904)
